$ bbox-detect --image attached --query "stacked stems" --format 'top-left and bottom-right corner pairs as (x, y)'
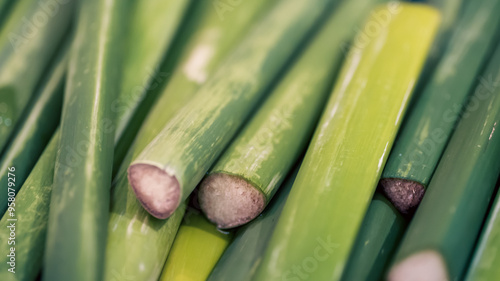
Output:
(43, 1), (128, 280)
(105, 1), (274, 280)
(127, 0), (338, 219)
(380, 0), (500, 214)
(159, 211), (233, 281)
(0, 45), (67, 215)
(0, 0), (74, 153)
(388, 39), (500, 281)
(198, 0), (389, 229)
(253, 3), (440, 280)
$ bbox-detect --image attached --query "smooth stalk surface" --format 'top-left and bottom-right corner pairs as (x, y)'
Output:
(253, 4), (440, 280)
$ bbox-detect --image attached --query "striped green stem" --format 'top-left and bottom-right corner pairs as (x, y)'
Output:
(198, 0), (389, 229)
(465, 180), (500, 281)
(105, 1), (274, 280)
(159, 211), (232, 281)
(388, 39), (500, 281)
(380, 0), (500, 214)
(253, 4), (440, 281)
(0, 0), (74, 152)
(127, 0), (338, 219)
(0, 42), (66, 216)
(43, 1), (128, 280)
(207, 168), (298, 281)
(341, 193), (407, 281)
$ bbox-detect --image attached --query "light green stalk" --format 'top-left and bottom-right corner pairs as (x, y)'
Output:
(105, 1), (274, 280)
(43, 1), (128, 280)
(0, 0), (74, 152)
(388, 39), (500, 281)
(159, 211), (232, 281)
(128, 0), (338, 219)
(0, 42), (67, 216)
(253, 3), (440, 280)
(198, 0), (389, 229)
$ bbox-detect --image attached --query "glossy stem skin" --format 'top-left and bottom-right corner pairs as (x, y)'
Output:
(389, 42), (500, 281)
(0, 44), (67, 216)
(381, 0), (500, 187)
(465, 183), (500, 281)
(0, 0), (74, 152)
(105, 1), (274, 280)
(43, 1), (128, 280)
(159, 211), (232, 281)
(112, 0), (190, 168)
(341, 193), (407, 281)
(253, 4), (440, 281)
(202, 0), (388, 217)
(0, 133), (59, 281)
(207, 169), (298, 281)
(129, 0), (338, 219)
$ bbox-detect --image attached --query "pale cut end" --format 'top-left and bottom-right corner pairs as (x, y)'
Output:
(198, 173), (266, 229)
(127, 163), (180, 219)
(388, 250), (449, 281)
(380, 178), (425, 215)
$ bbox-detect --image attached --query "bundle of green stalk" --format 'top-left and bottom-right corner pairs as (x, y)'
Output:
(105, 1), (277, 280)
(0, 0), (74, 155)
(198, 0), (388, 230)
(0, 41), (67, 216)
(465, 179), (500, 281)
(388, 38), (500, 281)
(252, 3), (440, 280)
(159, 210), (233, 281)
(208, 167), (298, 281)
(380, 0), (500, 215)
(127, 0), (338, 220)
(42, 0), (129, 280)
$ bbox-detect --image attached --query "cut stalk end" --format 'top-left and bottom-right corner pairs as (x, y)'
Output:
(388, 250), (449, 281)
(199, 173), (266, 229)
(380, 178), (425, 215)
(127, 163), (180, 219)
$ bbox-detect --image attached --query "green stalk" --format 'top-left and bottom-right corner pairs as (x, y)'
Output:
(207, 168), (298, 281)
(253, 4), (440, 281)
(112, 0), (190, 168)
(388, 41), (500, 281)
(43, 1), (128, 280)
(0, 42), (67, 216)
(0, 133), (59, 281)
(105, 1), (274, 280)
(198, 0), (388, 229)
(159, 211), (232, 281)
(341, 193), (407, 281)
(0, 0), (74, 153)
(127, 0), (338, 220)
(0, 0), (14, 28)
(465, 182), (500, 281)
(380, 0), (500, 214)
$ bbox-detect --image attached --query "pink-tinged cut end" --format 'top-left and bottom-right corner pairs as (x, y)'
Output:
(127, 163), (181, 219)
(199, 173), (266, 229)
(388, 250), (449, 281)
